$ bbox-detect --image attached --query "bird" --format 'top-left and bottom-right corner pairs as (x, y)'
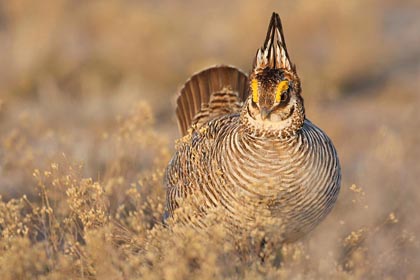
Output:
(164, 12), (341, 243)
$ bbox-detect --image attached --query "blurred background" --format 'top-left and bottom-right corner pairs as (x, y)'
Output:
(0, 0), (419, 277)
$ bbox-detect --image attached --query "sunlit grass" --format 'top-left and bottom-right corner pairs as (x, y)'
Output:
(0, 0), (419, 278)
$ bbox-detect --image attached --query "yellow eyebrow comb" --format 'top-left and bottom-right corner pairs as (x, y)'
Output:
(251, 79), (259, 103)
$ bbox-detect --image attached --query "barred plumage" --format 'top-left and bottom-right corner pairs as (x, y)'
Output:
(164, 13), (341, 242)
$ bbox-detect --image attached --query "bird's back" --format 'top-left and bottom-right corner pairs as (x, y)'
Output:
(165, 65), (249, 223)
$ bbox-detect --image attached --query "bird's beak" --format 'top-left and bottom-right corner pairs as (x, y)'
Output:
(260, 107), (271, 120)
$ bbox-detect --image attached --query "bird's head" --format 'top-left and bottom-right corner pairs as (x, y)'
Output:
(242, 13), (305, 138)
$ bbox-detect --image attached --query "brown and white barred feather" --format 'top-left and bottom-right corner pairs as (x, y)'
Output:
(165, 115), (340, 242)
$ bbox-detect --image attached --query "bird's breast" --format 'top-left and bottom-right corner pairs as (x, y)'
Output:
(201, 120), (340, 240)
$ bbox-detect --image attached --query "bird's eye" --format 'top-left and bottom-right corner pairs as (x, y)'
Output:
(280, 91), (289, 103)
(251, 99), (259, 108)
(275, 80), (289, 103)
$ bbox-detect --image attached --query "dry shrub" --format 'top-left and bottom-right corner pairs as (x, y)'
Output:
(0, 0), (419, 278)
(0, 108), (418, 279)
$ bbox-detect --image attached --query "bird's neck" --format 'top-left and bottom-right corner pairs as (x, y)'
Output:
(239, 108), (304, 140)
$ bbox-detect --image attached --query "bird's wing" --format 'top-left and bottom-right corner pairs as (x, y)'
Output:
(176, 65), (249, 136)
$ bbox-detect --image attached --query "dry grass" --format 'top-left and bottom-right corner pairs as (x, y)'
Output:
(0, 0), (419, 279)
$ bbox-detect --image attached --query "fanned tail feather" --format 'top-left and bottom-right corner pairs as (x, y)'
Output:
(176, 65), (248, 136)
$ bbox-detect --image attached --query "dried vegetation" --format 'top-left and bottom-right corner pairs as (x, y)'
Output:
(0, 0), (419, 279)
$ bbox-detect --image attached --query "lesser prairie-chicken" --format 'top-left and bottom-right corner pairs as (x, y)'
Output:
(164, 13), (341, 242)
